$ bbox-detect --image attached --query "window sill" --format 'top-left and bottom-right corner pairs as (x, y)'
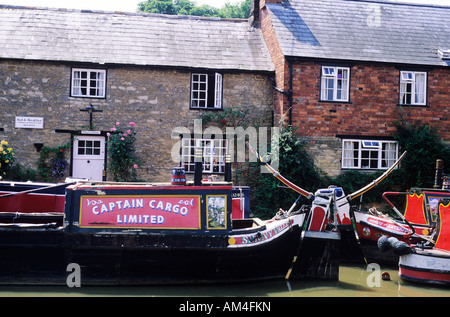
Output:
(318, 100), (352, 104)
(70, 95), (106, 99)
(190, 107), (223, 111)
(341, 167), (391, 172)
(397, 104), (430, 108)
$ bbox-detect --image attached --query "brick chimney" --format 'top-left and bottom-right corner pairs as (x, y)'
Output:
(250, 0), (284, 27)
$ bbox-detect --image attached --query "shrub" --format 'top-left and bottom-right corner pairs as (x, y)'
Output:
(0, 139), (15, 179)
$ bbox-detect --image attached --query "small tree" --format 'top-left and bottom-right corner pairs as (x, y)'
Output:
(107, 121), (141, 182)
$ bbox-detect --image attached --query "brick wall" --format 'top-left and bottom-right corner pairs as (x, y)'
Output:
(289, 61), (449, 139)
(0, 60), (274, 182)
(283, 60), (449, 176)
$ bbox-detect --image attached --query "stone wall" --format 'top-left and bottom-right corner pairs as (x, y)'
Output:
(0, 60), (274, 182)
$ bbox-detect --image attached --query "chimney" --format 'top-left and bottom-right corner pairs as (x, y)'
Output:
(250, 0), (260, 27)
(250, 0), (284, 27)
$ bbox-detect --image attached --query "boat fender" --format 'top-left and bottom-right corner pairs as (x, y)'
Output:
(377, 236), (412, 255)
(389, 237), (412, 256)
(377, 235), (391, 252)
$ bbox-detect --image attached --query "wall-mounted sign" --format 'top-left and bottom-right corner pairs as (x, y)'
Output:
(79, 195), (201, 229)
(15, 116), (44, 129)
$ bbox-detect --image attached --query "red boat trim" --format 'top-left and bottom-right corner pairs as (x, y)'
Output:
(399, 265), (450, 285)
(359, 220), (411, 237)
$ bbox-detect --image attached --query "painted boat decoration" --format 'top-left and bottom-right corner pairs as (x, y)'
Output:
(398, 199), (450, 287)
(246, 143), (407, 274)
(353, 159), (449, 264)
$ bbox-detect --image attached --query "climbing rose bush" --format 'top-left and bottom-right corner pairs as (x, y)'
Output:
(106, 121), (141, 182)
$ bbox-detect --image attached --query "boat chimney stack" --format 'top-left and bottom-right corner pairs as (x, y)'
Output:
(194, 147), (203, 186)
(224, 154), (232, 183)
(434, 159), (444, 188)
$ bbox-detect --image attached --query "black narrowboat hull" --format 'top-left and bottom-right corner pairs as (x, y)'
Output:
(0, 221), (303, 285)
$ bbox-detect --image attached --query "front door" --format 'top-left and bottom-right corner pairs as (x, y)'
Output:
(72, 135), (105, 181)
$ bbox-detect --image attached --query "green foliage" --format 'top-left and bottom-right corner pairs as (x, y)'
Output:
(251, 126), (326, 219)
(36, 143), (71, 182)
(199, 106), (253, 128)
(107, 121), (141, 182)
(138, 0), (251, 18)
(3, 163), (38, 182)
(393, 120), (450, 188)
(0, 139), (15, 179)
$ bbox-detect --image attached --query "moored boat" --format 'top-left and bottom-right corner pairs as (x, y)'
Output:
(399, 199), (450, 287)
(0, 181), (72, 226)
(352, 159), (449, 265)
(0, 179), (307, 285)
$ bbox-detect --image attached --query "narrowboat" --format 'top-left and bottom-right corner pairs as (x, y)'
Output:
(398, 199), (450, 287)
(354, 160), (449, 264)
(0, 178), (309, 285)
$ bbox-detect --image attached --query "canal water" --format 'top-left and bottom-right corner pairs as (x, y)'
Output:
(0, 264), (449, 297)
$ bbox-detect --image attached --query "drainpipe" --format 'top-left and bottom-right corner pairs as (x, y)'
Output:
(288, 59), (293, 126)
(270, 59), (293, 126)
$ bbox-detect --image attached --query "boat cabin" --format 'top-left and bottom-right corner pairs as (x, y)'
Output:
(64, 182), (241, 234)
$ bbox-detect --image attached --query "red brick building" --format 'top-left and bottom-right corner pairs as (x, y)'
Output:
(252, 0), (449, 176)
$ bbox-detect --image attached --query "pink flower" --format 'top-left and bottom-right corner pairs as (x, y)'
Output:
(133, 164), (138, 169)
(106, 132), (110, 136)
(110, 127), (116, 132)
(116, 121), (120, 126)
(122, 133), (127, 137)
(127, 130), (131, 134)
(129, 122), (136, 126)
(121, 137), (125, 141)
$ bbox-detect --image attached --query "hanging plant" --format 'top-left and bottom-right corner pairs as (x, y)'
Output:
(36, 143), (71, 182)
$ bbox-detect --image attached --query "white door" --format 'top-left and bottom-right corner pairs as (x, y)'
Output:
(72, 135), (105, 181)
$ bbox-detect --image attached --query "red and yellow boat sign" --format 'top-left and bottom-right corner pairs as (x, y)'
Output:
(79, 195), (201, 229)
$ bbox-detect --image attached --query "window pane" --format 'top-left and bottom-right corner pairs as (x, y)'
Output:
(321, 66), (349, 101)
(343, 139), (397, 170)
(180, 138), (228, 174)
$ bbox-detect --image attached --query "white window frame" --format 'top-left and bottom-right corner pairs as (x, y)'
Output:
(71, 68), (106, 98)
(399, 71), (427, 106)
(180, 137), (228, 174)
(342, 139), (398, 170)
(190, 72), (223, 109)
(320, 66), (350, 102)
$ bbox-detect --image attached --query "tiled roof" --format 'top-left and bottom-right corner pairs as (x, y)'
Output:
(267, 0), (450, 66)
(0, 5), (274, 71)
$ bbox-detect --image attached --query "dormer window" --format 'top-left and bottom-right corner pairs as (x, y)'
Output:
(438, 48), (450, 60)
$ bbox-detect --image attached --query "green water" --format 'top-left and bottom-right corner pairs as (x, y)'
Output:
(0, 265), (448, 297)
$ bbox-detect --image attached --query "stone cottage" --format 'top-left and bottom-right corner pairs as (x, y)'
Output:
(0, 5), (274, 181)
